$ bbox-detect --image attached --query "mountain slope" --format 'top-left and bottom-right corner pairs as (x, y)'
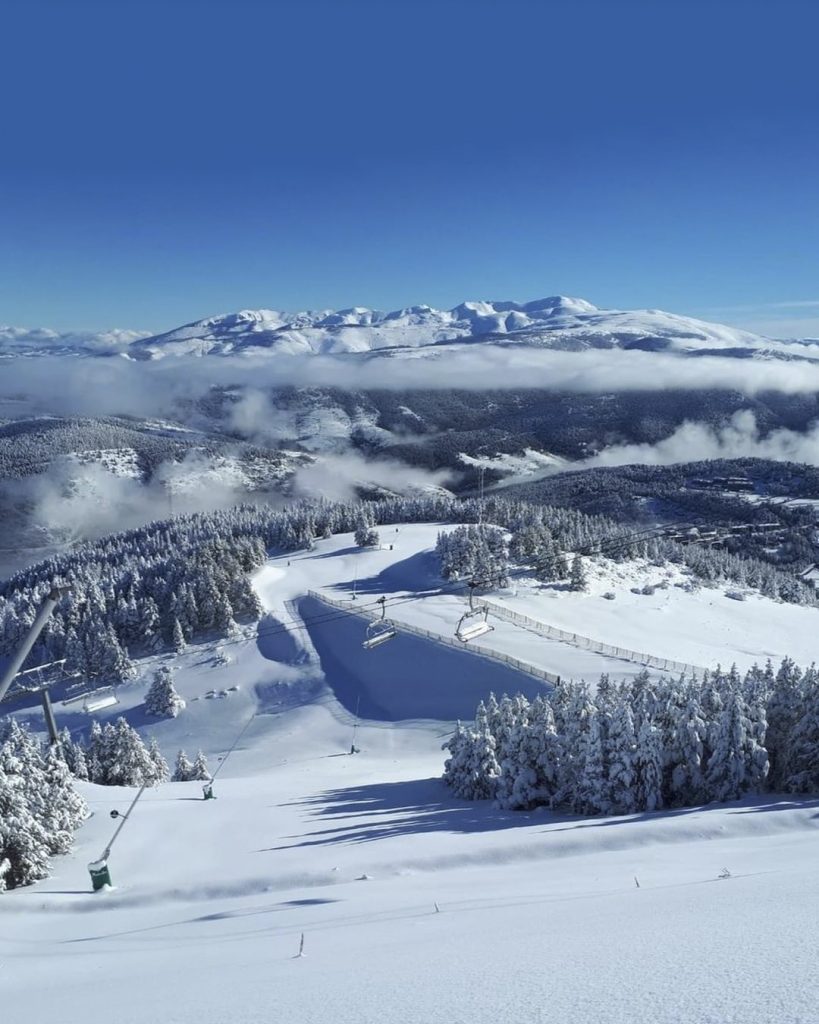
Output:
(4, 526), (819, 1024)
(7, 296), (814, 362)
(128, 295), (787, 360)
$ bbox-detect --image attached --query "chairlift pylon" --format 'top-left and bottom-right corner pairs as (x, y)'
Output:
(456, 582), (494, 643)
(362, 596), (397, 650)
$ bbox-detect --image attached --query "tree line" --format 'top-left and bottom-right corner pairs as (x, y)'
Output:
(1, 494), (814, 696)
(443, 658), (819, 814)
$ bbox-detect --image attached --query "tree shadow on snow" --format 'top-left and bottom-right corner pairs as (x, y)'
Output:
(326, 550), (442, 598)
(262, 783), (819, 852)
(262, 777), (550, 850)
(302, 545), (361, 560)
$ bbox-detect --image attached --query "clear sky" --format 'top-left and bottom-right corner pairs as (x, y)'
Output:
(2, 0), (818, 336)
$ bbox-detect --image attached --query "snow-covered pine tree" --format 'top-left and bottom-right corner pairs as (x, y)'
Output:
(705, 689), (767, 803)
(171, 617), (187, 654)
(190, 750), (211, 781)
(575, 707), (609, 815)
(147, 737), (170, 783)
(766, 657), (803, 790)
(0, 719), (87, 890)
(606, 699), (638, 815)
(634, 716), (664, 812)
(58, 727), (89, 781)
(39, 745), (89, 854)
(554, 682), (593, 807)
(785, 666), (819, 792)
(145, 666), (186, 718)
(85, 719), (105, 784)
(354, 507), (380, 548)
(495, 705), (538, 810)
(173, 749), (194, 782)
(102, 718), (157, 787)
(668, 688), (707, 805)
(569, 554), (588, 592)
(442, 707), (499, 801)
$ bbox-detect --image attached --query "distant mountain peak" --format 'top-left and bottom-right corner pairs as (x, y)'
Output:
(4, 295), (815, 364)
(122, 294), (776, 360)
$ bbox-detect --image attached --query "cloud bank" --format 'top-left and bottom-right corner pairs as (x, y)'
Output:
(583, 410), (819, 469)
(4, 346), (819, 424)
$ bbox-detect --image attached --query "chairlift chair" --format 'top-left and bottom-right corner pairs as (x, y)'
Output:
(456, 584), (494, 643)
(62, 685), (120, 714)
(84, 689), (120, 714)
(362, 596), (397, 650)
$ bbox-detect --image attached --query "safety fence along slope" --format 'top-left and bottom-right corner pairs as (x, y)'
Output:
(305, 590), (561, 687)
(481, 599), (708, 679)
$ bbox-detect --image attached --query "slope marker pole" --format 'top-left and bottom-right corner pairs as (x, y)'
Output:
(350, 693), (361, 754)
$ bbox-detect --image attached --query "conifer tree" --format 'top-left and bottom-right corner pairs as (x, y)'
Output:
(171, 618), (187, 654)
(173, 749), (194, 782)
(0, 719), (87, 890)
(569, 554), (588, 592)
(190, 750), (211, 781)
(147, 737), (170, 783)
(145, 666), (186, 718)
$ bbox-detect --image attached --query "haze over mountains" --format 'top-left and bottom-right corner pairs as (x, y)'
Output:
(4, 292), (819, 581)
(3, 296), (818, 362)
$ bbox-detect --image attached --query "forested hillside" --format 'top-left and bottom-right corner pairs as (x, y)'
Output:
(2, 492), (815, 691)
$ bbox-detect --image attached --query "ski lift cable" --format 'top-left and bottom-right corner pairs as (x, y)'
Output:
(15, 506), (799, 686)
(209, 711), (257, 782)
(204, 508), (794, 656)
(205, 516), (698, 654)
(8, 506), (799, 688)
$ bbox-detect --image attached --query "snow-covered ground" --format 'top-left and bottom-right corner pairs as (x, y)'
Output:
(4, 525), (819, 1023)
(4, 759), (819, 1024)
(493, 554), (819, 673)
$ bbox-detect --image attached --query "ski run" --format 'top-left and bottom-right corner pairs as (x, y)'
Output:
(2, 524), (819, 1024)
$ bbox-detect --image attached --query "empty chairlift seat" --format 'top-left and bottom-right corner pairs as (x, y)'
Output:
(455, 584), (494, 643)
(62, 685), (120, 714)
(362, 596), (397, 650)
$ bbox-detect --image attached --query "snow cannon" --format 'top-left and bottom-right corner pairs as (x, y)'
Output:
(88, 784), (148, 891)
(88, 858), (111, 892)
(203, 781), (216, 800)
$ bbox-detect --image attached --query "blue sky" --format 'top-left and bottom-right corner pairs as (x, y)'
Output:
(2, 0), (818, 336)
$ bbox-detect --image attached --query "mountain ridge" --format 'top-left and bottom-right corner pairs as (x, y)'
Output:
(4, 295), (814, 362)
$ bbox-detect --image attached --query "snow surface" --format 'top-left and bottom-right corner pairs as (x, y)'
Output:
(125, 296), (785, 360)
(4, 526), (819, 1023)
(9, 295), (817, 361)
(491, 554), (819, 674)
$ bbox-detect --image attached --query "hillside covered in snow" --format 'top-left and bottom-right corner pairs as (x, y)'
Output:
(4, 295), (819, 362)
(3, 520), (819, 1023)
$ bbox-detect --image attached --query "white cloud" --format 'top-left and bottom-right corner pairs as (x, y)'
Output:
(582, 410), (819, 469)
(292, 450), (454, 502)
(5, 347), (819, 423)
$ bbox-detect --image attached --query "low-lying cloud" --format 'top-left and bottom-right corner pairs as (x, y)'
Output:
(0, 444), (454, 579)
(291, 450), (454, 502)
(4, 346), (819, 426)
(1, 452), (262, 551)
(583, 410), (819, 469)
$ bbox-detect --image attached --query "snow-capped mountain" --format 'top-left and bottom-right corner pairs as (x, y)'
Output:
(127, 295), (789, 360)
(5, 296), (812, 361)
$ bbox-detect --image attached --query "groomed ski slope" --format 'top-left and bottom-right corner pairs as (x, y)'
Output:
(3, 525), (819, 1024)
